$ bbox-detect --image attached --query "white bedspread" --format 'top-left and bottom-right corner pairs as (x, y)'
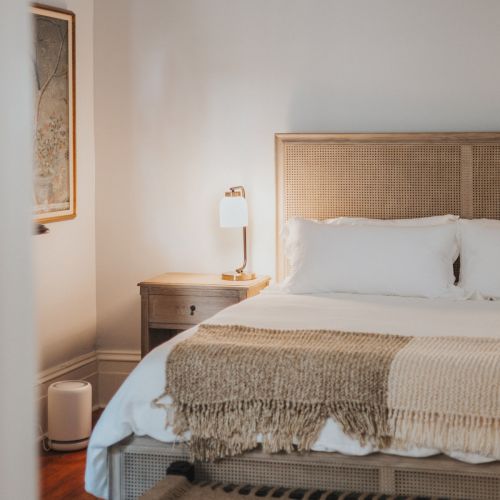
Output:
(85, 290), (500, 498)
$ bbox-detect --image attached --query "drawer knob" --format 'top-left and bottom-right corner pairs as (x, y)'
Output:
(189, 305), (196, 316)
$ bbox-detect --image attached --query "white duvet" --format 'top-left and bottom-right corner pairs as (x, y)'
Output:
(85, 290), (500, 498)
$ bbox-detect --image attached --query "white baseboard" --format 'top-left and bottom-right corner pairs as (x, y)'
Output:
(97, 350), (141, 407)
(38, 351), (98, 385)
(97, 350), (141, 362)
(37, 349), (140, 438)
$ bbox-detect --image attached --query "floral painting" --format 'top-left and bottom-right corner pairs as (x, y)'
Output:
(32, 5), (75, 223)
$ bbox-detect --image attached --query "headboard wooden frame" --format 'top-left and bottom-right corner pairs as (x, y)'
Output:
(275, 132), (500, 282)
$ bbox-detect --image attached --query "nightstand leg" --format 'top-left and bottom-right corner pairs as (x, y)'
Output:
(141, 291), (150, 357)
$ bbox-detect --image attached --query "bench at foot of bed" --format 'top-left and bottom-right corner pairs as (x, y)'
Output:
(108, 435), (500, 500)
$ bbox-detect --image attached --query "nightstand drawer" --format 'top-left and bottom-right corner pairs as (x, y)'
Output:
(149, 293), (239, 325)
(139, 273), (270, 357)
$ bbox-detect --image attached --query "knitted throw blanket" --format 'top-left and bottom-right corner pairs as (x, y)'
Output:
(161, 324), (500, 461)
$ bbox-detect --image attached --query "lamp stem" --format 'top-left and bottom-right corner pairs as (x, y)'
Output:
(221, 184), (255, 281)
(236, 226), (247, 274)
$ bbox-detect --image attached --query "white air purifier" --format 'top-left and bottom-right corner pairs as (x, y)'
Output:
(48, 380), (92, 451)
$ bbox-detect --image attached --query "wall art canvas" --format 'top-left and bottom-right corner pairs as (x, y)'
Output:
(32, 5), (75, 223)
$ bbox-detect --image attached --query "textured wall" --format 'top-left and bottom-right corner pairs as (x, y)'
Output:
(94, 0), (500, 351)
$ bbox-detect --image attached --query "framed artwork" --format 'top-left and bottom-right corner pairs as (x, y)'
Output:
(32, 4), (76, 223)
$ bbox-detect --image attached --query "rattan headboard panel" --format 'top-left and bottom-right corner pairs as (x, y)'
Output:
(276, 133), (500, 281)
(472, 145), (500, 219)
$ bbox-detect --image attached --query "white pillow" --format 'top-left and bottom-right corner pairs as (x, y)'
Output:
(282, 218), (459, 298)
(458, 219), (500, 299)
(281, 215), (460, 260)
(327, 215), (460, 261)
(326, 214), (459, 226)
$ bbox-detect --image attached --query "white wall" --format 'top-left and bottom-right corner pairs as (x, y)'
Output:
(0, 0), (37, 497)
(34, 0), (96, 371)
(94, 0), (500, 351)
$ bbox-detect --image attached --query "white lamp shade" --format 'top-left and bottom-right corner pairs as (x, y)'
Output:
(219, 195), (248, 228)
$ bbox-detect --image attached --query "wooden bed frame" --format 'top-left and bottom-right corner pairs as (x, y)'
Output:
(109, 132), (500, 500)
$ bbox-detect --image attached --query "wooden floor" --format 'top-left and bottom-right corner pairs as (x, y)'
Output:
(40, 410), (102, 500)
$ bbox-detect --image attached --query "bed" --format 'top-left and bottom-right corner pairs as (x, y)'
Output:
(86, 132), (500, 499)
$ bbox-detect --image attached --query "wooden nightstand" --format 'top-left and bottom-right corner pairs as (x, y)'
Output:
(138, 273), (270, 357)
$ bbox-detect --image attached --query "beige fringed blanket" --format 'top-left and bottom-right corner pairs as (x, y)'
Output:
(159, 324), (500, 461)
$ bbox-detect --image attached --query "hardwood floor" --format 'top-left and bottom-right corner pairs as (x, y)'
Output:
(40, 410), (102, 500)
(40, 448), (95, 499)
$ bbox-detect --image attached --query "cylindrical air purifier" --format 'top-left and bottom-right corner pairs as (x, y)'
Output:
(48, 380), (92, 451)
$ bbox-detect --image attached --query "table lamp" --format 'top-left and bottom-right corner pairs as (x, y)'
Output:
(219, 185), (256, 281)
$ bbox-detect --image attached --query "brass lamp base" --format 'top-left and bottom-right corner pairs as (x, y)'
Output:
(221, 271), (256, 281)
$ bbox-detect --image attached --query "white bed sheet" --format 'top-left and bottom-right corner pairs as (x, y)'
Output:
(85, 290), (500, 498)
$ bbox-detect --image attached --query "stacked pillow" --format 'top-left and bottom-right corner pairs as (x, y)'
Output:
(281, 215), (500, 300)
(458, 219), (500, 299)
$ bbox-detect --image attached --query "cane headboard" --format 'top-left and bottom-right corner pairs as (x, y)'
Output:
(275, 132), (500, 281)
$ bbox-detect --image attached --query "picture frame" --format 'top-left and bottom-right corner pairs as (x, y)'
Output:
(32, 4), (76, 223)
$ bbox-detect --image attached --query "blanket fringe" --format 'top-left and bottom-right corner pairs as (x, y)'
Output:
(152, 391), (176, 427)
(390, 409), (500, 458)
(170, 399), (390, 461)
